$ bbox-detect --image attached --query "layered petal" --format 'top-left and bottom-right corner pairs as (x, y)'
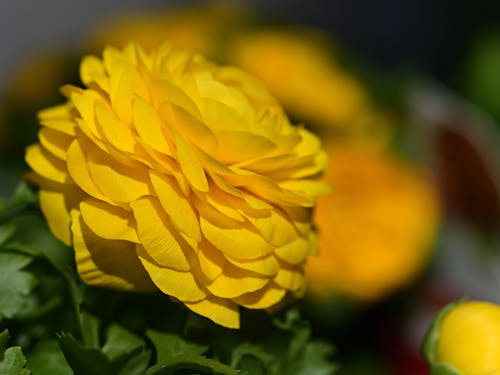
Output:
(71, 211), (154, 291)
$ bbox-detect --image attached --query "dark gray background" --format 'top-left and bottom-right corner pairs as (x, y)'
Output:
(2, 0), (500, 98)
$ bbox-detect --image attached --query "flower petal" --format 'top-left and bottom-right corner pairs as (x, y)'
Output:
(38, 128), (73, 160)
(159, 101), (216, 154)
(137, 244), (207, 302)
(80, 55), (109, 91)
(215, 131), (275, 164)
(225, 254), (279, 277)
(279, 180), (331, 198)
(80, 199), (139, 243)
(66, 139), (111, 202)
(173, 131), (208, 192)
(71, 210), (154, 291)
(199, 97), (249, 132)
(86, 144), (152, 202)
(133, 96), (172, 155)
(247, 209), (297, 247)
(151, 79), (201, 118)
(206, 262), (269, 299)
(130, 197), (192, 271)
(71, 90), (102, 141)
(274, 236), (311, 265)
(108, 59), (145, 124)
(198, 240), (226, 281)
(25, 144), (68, 184)
(94, 100), (137, 154)
(149, 171), (201, 242)
(184, 295), (239, 329)
(38, 103), (76, 136)
(200, 216), (273, 259)
(233, 282), (287, 309)
(274, 266), (306, 297)
(39, 184), (86, 246)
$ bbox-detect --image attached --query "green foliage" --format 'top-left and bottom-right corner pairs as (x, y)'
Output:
(271, 309), (337, 375)
(461, 30), (500, 124)
(0, 182), (37, 221)
(0, 347), (30, 375)
(430, 364), (461, 375)
(0, 330), (30, 375)
(0, 252), (36, 319)
(146, 330), (208, 362)
(26, 339), (72, 375)
(0, 181), (338, 374)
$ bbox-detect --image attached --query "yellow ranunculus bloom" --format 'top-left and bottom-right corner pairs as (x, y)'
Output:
(435, 301), (500, 375)
(25, 42), (328, 328)
(306, 144), (440, 301)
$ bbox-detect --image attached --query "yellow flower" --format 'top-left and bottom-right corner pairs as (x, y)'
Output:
(425, 300), (500, 375)
(25, 42), (328, 328)
(226, 28), (370, 131)
(305, 144), (440, 301)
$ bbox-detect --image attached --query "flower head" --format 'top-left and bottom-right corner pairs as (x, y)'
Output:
(25, 42), (328, 328)
(424, 300), (500, 375)
(306, 144), (440, 301)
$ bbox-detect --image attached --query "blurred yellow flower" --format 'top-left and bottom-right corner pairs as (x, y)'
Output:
(427, 300), (500, 375)
(226, 28), (370, 131)
(306, 144), (440, 301)
(25, 42), (328, 328)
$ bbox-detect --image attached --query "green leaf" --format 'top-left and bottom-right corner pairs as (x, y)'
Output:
(58, 333), (112, 375)
(146, 330), (208, 363)
(9, 182), (37, 208)
(231, 342), (273, 373)
(0, 252), (36, 318)
(430, 364), (461, 375)
(0, 223), (16, 247)
(273, 309), (337, 375)
(274, 308), (311, 361)
(115, 348), (151, 375)
(59, 322), (152, 375)
(0, 182), (36, 220)
(79, 312), (100, 349)
(145, 354), (238, 375)
(26, 339), (72, 375)
(9, 214), (73, 275)
(0, 330), (10, 353)
(102, 324), (144, 362)
(2, 242), (43, 257)
(0, 346), (30, 375)
(294, 341), (337, 375)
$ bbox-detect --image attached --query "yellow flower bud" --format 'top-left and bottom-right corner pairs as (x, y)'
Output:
(424, 300), (500, 375)
(437, 301), (500, 374)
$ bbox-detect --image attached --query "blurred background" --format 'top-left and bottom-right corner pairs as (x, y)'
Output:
(1, 1), (499, 374)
